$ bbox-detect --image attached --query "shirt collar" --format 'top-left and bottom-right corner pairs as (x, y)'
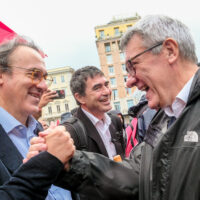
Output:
(81, 108), (111, 126)
(164, 75), (194, 118)
(0, 107), (38, 133)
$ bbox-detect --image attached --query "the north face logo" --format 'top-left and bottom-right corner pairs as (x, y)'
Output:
(184, 131), (198, 142)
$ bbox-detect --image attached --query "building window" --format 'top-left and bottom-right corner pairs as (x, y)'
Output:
(124, 75), (128, 82)
(104, 43), (111, 52)
(110, 77), (116, 86)
(57, 105), (61, 113)
(126, 88), (132, 95)
(48, 106), (52, 114)
(108, 66), (114, 74)
(114, 27), (120, 36)
(65, 104), (69, 112)
(112, 42), (116, 51)
(106, 54), (113, 64)
(127, 25), (132, 30)
(114, 101), (121, 111)
(120, 52), (125, 61)
(127, 99), (134, 109)
(53, 77), (56, 84)
(122, 64), (126, 72)
(61, 75), (65, 83)
(99, 30), (104, 38)
(112, 89), (118, 100)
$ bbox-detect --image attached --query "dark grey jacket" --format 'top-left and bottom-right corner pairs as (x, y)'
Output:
(57, 69), (200, 200)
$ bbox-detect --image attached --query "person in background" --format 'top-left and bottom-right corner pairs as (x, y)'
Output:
(65, 66), (124, 160)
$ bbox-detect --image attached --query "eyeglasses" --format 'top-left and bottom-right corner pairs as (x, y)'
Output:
(4, 65), (53, 87)
(126, 41), (163, 76)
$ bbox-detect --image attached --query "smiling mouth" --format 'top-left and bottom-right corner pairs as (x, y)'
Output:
(100, 98), (110, 103)
(30, 93), (41, 99)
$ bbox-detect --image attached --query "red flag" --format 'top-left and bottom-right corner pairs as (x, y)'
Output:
(0, 21), (47, 58)
(56, 119), (60, 126)
(0, 21), (17, 44)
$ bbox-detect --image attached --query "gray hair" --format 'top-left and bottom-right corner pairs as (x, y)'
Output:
(70, 66), (104, 105)
(120, 15), (197, 63)
(0, 35), (42, 72)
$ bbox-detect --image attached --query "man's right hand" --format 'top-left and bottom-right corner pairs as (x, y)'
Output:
(45, 125), (75, 165)
(24, 125), (75, 165)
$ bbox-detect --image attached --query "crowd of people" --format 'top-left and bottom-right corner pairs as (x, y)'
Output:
(0, 14), (200, 200)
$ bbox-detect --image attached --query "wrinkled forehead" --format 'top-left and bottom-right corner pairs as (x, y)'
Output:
(8, 45), (46, 71)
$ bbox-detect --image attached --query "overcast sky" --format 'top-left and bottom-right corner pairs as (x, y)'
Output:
(1, 0), (200, 70)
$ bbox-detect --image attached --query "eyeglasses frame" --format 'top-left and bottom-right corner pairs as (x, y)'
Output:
(126, 41), (164, 76)
(1, 65), (53, 87)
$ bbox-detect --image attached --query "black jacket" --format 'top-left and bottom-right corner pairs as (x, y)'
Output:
(64, 107), (125, 158)
(56, 69), (200, 200)
(0, 152), (63, 200)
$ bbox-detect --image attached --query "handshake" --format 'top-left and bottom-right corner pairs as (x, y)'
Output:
(24, 123), (75, 169)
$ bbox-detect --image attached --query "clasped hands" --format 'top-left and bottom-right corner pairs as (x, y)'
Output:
(24, 123), (75, 170)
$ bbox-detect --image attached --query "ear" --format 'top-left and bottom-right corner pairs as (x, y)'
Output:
(74, 93), (86, 105)
(163, 38), (179, 64)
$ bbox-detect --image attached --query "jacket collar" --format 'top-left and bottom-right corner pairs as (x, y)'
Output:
(187, 68), (200, 105)
(0, 125), (23, 173)
(76, 107), (109, 157)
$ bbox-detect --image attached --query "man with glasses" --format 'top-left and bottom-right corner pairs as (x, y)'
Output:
(0, 36), (75, 199)
(27, 15), (200, 200)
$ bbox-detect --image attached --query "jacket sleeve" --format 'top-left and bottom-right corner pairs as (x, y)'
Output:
(55, 146), (142, 200)
(0, 151), (64, 200)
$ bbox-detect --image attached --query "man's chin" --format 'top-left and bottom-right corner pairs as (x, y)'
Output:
(103, 106), (112, 112)
(148, 101), (159, 110)
(29, 106), (40, 115)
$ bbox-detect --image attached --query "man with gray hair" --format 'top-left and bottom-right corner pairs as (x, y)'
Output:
(28, 15), (200, 200)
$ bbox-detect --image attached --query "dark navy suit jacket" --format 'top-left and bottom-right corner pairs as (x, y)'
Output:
(0, 151), (64, 200)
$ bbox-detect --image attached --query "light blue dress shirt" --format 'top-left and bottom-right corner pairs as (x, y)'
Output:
(0, 107), (72, 200)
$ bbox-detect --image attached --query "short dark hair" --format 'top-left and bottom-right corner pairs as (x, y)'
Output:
(70, 66), (104, 105)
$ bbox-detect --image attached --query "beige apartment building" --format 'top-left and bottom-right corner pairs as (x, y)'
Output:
(94, 14), (144, 119)
(41, 66), (77, 124)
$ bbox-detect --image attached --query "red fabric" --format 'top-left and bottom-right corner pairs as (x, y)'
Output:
(56, 119), (60, 126)
(0, 21), (47, 58)
(0, 21), (17, 44)
(125, 118), (138, 157)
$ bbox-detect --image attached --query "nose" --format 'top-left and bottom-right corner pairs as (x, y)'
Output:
(102, 85), (111, 95)
(126, 74), (137, 88)
(36, 79), (48, 92)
